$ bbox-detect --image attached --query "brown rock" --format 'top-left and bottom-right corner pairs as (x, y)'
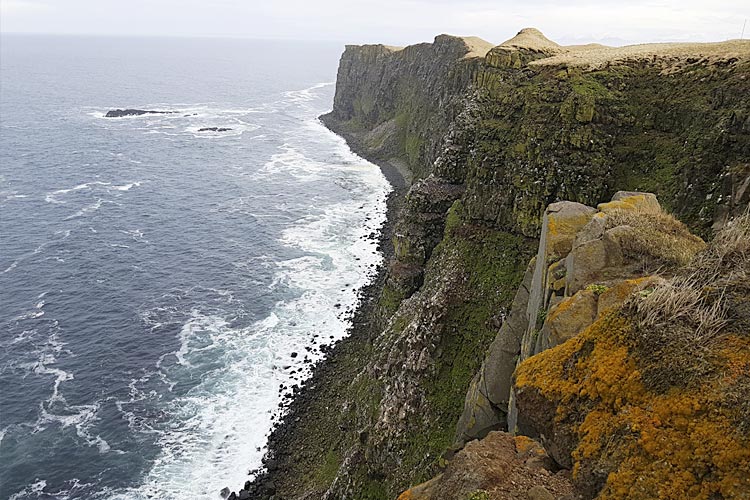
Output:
(564, 232), (624, 295)
(545, 290), (598, 347)
(527, 485), (555, 500)
(543, 202), (598, 260)
(398, 432), (573, 500)
(596, 276), (663, 317)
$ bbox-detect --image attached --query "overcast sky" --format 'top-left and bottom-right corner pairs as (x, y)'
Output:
(1, 0), (748, 46)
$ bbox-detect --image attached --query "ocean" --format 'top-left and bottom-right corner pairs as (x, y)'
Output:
(0, 34), (391, 499)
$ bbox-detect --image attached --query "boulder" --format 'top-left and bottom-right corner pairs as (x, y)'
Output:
(564, 229), (625, 294)
(397, 432), (573, 500)
(596, 191), (660, 213)
(543, 289), (598, 348)
(595, 276), (662, 318)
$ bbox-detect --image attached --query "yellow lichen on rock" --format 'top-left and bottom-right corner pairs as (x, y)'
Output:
(597, 193), (660, 214)
(545, 289), (598, 347)
(596, 276), (661, 318)
(514, 311), (750, 499)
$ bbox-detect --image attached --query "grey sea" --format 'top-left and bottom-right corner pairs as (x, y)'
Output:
(0, 34), (390, 499)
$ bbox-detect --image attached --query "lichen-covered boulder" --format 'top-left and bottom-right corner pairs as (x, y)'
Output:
(564, 229), (626, 294)
(543, 289), (598, 348)
(597, 191), (661, 213)
(595, 276), (662, 317)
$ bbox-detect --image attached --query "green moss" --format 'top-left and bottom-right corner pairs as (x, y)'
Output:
(444, 199), (465, 233)
(586, 284), (609, 296)
(396, 219), (533, 482)
(404, 133), (423, 168)
(379, 283), (407, 317)
(311, 448), (342, 486)
(467, 491), (490, 500)
(467, 59), (749, 238)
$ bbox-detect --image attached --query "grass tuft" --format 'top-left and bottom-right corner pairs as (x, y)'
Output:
(624, 211), (750, 391)
(604, 207), (706, 268)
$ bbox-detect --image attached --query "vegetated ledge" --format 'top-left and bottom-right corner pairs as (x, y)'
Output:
(230, 28), (750, 500)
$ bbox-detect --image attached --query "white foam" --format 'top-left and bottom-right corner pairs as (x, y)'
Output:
(9, 479), (48, 500)
(111, 181), (141, 191)
(105, 82), (390, 499)
(282, 81), (334, 104)
(64, 198), (105, 220)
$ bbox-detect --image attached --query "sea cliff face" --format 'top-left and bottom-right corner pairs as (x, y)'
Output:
(237, 29), (750, 500)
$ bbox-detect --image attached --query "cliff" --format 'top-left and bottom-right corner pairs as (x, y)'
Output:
(236, 29), (750, 500)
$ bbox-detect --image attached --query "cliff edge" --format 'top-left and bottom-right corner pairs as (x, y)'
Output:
(234, 29), (750, 500)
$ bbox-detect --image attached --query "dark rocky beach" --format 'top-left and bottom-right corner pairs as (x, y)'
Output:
(227, 114), (409, 500)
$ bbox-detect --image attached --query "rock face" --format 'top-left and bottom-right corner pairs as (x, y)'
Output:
(240, 28), (750, 500)
(104, 109), (174, 117)
(320, 34), (490, 182)
(456, 192), (703, 447)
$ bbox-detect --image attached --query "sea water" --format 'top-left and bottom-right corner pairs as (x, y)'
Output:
(0, 34), (390, 499)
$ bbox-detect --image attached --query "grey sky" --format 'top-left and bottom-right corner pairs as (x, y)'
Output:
(1, 0), (747, 46)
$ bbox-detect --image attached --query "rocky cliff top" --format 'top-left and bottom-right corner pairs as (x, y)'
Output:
(498, 27), (563, 53)
(534, 38), (750, 70)
(345, 34), (495, 59)
(495, 27), (750, 70)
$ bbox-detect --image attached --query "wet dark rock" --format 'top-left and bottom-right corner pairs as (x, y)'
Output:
(198, 127), (233, 132)
(104, 109), (174, 117)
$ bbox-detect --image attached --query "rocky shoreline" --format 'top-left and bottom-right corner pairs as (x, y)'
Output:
(227, 116), (410, 500)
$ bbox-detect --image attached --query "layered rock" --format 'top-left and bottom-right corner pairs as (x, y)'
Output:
(321, 34), (491, 182)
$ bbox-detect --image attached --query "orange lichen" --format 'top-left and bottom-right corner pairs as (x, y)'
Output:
(514, 435), (546, 458)
(596, 277), (657, 317)
(721, 336), (750, 383)
(515, 312), (750, 499)
(397, 490), (415, 500)
(546, 295), (576, 322)
(597, 195), (659, 214)
(545, 210), (595, 258)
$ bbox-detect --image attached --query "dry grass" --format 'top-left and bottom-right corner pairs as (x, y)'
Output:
(460, 36), (495, 59)
(498, 28), (562, 53)
(624, 211), (750, 391)
(604, 208), (706, 269)
(530, 39), (750, 70)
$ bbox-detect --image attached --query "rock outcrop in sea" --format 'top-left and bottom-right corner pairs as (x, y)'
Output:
(234, 29), (750, 500)
(104, 109), (175, 117)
